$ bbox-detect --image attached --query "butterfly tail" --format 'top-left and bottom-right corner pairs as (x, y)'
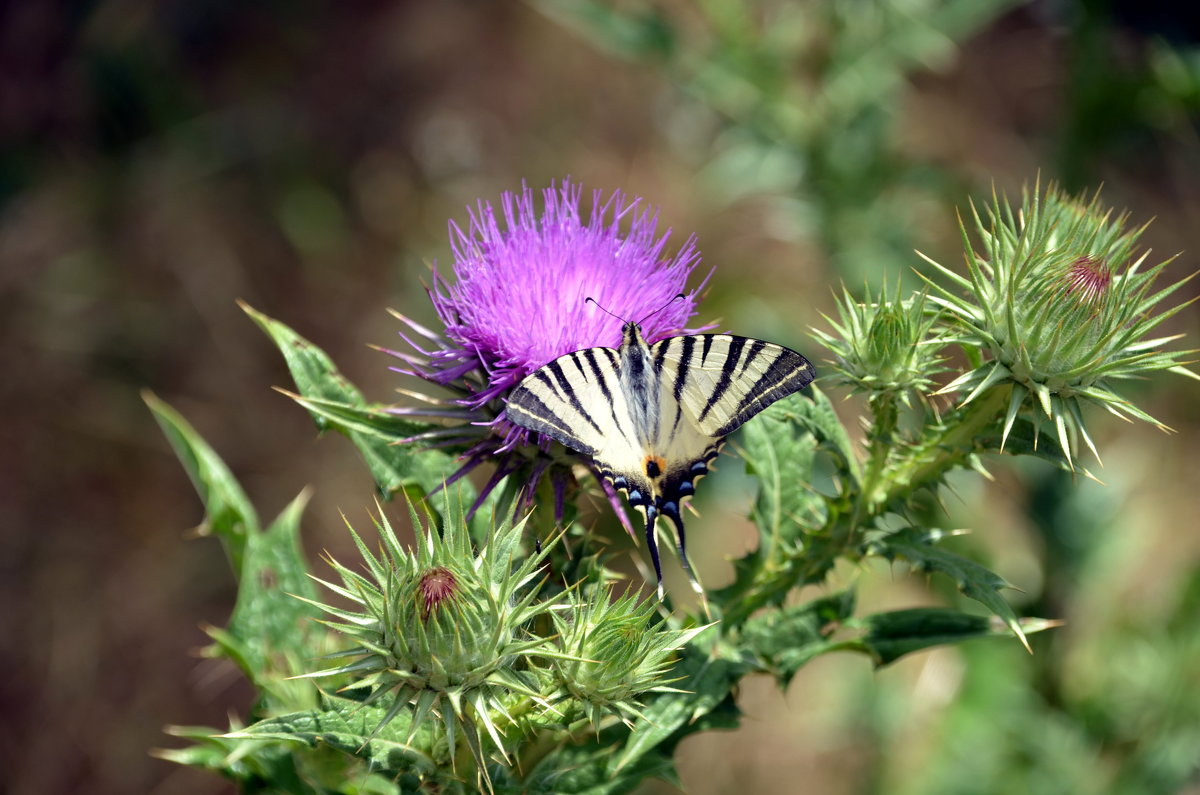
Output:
(642, 505), (666, 599)
(662, 504), (709, 615)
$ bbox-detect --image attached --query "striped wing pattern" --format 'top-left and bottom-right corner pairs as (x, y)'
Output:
(503, 346), (629, 458)
(505, 323), (814, 596)
(651, 334), (816, 438)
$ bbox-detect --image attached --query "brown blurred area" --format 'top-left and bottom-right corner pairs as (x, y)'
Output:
(2, 2), (1198, 794)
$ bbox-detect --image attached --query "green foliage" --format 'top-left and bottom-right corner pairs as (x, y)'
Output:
(240, 302), (467, 503)
(145, 391), (259, 571)
(145, 392), (322, 703)
(741, 589), (857, 683)
(154, 192), (1192, 791)
(866, 526), (1029, 650)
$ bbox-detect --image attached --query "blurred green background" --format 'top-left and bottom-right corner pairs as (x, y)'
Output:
(3, 1), (1198, 793)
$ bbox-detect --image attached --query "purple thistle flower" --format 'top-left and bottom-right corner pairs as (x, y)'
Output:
(383, 179), (711, 522)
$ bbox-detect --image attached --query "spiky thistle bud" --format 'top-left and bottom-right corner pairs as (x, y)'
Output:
(548, 588), (709, 728)
(299, 500), (564, 773)
(923, 183), (1197, 464)
(812, 283), (945, 404)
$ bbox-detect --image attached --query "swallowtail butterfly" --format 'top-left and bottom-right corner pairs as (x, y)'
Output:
(505, 310), (815, 596)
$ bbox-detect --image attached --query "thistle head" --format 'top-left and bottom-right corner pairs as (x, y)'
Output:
(924, 182), (1197, 464)
(548, 588), (708, 728)
(301, 498), (563, 768)
(417, 566), (458, 620)
(381, 179), (712, 522)
(812, 283), (945, 403)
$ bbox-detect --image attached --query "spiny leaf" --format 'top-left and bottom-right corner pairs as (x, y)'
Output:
(227, 697), (437, 778)
(853, 608), (1059, 667)
(741, 589), (857, 684)
(240, 302), (467, 502)
(144, 391), (259, 572)
(155, 725), (324, 794)
(610, 636), (746, 774)
(739, 394), (822, 552)
(278, 390), (430, 440)
(523, 721), (678, 795)
(240, 300), (368, 423)
(223, 489), (325, 701)
(779, 386), (861, 485)
(979, 416), (1078, 473)
(867, 527), (1030, 651)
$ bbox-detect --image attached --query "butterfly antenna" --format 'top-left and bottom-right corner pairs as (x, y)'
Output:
(636, 292), (687, 327)
(584, 296), (625, 323)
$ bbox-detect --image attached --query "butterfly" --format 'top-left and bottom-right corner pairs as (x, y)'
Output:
(505, 308), (815, 596)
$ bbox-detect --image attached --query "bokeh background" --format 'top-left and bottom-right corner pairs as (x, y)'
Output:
(3, 1), (1199, 793)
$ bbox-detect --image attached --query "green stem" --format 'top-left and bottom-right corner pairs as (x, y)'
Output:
(719, 387), (1011, 627)
(851, 390), (901, 534)
(878, 387), (1009, 508)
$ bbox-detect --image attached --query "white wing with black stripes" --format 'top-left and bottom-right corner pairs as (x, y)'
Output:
(503, 345), (630, 458)
(505, 321), (814, 596)
(651, 333), (815, 438)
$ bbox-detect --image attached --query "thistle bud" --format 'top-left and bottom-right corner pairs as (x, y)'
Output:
(549, 589), (708, 728)
(417, 566), (458, 620)
(812, 284), (944, 402)
(300, 501), (563, 770)
(926, 183), (1197, 463)
(1064, 255), (1112, 307)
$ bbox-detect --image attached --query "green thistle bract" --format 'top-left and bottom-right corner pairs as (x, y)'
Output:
(921, 183), (1197, 464)
(298, 499), (563, 773)
(549, 588), (708, 729)
(812, 283), (945, 403)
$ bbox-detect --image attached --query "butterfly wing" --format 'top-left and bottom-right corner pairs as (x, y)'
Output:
(652, 334), (815, 438)
(506, 328), (814, 599)
(505, 346), (633, 458)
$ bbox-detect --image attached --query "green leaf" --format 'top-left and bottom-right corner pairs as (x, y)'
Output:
(229, 697), (437, 779)
(155, 725), (326, 794)
(739, 395), (822, 552)
(285, 391), (473, 511)
(853, 608), (1060, 667)
(241, 302), (468, 502)
(713, 390), (839, 623)
(780, 386), (861, 485)
(523, 723), (677, 795)
(611, 636), (746, 774)
(979, 416), (1075, 471)
(867, 527), (1030, 651)
(219, 489), (325, 703)
(281, 391), (429, 439)
(741, 589), (857, 683)
(240, 301), (368, 423)
(144, 391), (259, 572)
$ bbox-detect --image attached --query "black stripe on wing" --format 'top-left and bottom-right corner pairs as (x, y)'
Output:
(546, 358), (604, 436)
(713, 346), (815, 437)
(505, 388), (598, 456)
(580, 348), (627, 439)
(671, 335), (696, 405)
(697, 336), (747, 424)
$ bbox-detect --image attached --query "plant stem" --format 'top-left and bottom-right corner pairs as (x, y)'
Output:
(878, 387), (1009, 508)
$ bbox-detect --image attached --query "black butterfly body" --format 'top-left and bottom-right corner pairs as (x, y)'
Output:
(505, 321), (815, 595)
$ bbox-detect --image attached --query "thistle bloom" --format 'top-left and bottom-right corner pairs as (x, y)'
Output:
(385, 180), (710, 516)
(923, 184), (1197, 464)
